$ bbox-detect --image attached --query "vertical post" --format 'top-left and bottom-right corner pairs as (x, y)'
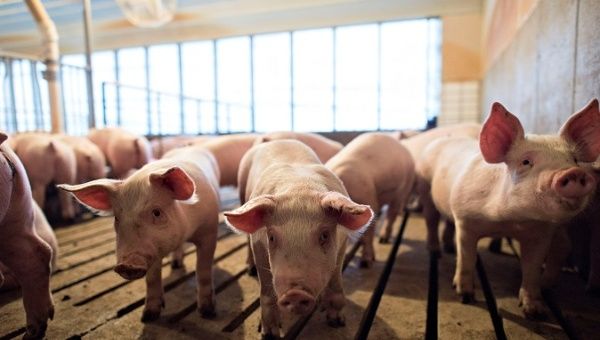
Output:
(25, 0), (64, 134)
(101, 81), (107, 126)
(29, 60), (43, 129)
(289, 31), (294, 131)
(249, 35), (255, 132)
(7, 59), (18, 132)
(144, 46), (152, 135)
(114, 50), (121, 126)
(177, 42), (185, 134)
(213, 40), (219, 134)
(83, 0), (96, 129)
(377, 23), (382, 131)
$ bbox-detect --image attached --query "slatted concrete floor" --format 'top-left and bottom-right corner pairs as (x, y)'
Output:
(1, 194), (599, 339)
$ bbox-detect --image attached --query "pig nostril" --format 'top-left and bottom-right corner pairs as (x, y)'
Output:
(300, 299), (310, 307)
(561, 178), (569, 187)
(281, 301), (291, 307)
(580, 178), (586, 186)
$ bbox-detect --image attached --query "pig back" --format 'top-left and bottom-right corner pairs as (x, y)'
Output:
(162, 145), (221, 193)
(402, 122), (481, 161)
(260, 131), (343, 163)
(200, 133), (260, 187)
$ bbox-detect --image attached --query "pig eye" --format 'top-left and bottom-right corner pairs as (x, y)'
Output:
(319, 230), (330, 247)
(152, 209), (161, 217)
(267, 231), (276, 246)
(521, 159), (532, 166)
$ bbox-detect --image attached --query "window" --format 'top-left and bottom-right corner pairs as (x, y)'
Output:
(148, 44), (180, 135)
(117, 47), (148, 135)
(253, 33), (291, 132)
(181, 41), (216, 134)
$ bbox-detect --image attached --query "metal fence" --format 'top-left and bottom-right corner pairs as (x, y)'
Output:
(0, 54), (90, 135)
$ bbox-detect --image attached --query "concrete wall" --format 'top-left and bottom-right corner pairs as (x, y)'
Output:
(482, 0), (600, 133)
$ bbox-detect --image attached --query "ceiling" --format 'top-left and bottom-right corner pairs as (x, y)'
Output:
(0, 0), (481, 55)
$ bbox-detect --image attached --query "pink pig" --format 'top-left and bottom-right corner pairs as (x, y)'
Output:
(151, 135), (215, 159)
(256, 131), (343, 163)
(326, 132), (415, 267)
(58, 144), (221, 321)
(416, 100), (600, 318)
(87, 127), (153, 179)
(224, 140), (373, 338)
(195, 133), (260, 187)
(402, 123), (482, 254)
(0, 132), (55, 339)
(57, 135), (107, 183)
(11, 132), (77, 220)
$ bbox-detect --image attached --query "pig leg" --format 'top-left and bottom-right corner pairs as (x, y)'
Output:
(518, 234), (553, 319)
(587, 220), (600, 293)
(379, 187), (410, 244)
(141, 261), (164, 322)
(542, 227), (571, 288)
(253, 240), (281, 338)
(0, 233), (54, 339)
(170, 245), (185, 269)
(418, 179), (441, 255)
(58, 190), (76, 221)
(321, 246), (347, 327)
(195, 235), (217, 319)
(442, 220), (456, 254)
(453, 221), (478, 303)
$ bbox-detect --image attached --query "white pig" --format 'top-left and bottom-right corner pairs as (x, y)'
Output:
(416, 100), (600, 318)
(58, 145), (221, 321)
(256, 131), (344, 163)
(0, 132), (55, 339)
(224, 140), (373, 338)
(326, 132), (415, 267)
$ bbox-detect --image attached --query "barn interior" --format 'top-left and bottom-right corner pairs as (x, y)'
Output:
(1, 0), (599, 339)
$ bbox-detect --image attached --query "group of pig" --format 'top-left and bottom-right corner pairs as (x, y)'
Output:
(1, 99), (599, 339)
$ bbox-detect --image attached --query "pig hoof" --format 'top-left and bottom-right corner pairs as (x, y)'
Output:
(24, 322), (47, 340)
(460, 292), (475, 304)
(198, 306), (216, 319)
(326, 315), (346, 328)
(141, 309), (161, 322)
(171, 259), (184, 269)
(248, 266), (258, 277)
(379, 236), (390, 244)
(359, 259), (373, 269)
(443, 243), (456, 254)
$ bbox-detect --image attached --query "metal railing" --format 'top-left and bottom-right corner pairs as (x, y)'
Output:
(0, 53), (90, 135)
(100, 81), (251, 136)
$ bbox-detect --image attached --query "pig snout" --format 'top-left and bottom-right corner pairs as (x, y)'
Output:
(552, 168), (596, 199)
(114, 253), (149, 280)
(277, 288), (316, 315)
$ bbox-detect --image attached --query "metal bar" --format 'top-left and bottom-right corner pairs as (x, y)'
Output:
(376, 22), (382, 131)
(0, 50), (41, 61)
(114, 49), (121, 126)
(332, 27), (337, 131)
(213, 40), (219, 134)
(177, 42), (185, 134)
(7, 59), (17, 131)
(289, 31), (294, 131)
(475, 255), (507, 340)
(249, 35), (255, 132)
(101, 81), (107, 127)
(83, 0), (95, 129)
(156, 93), (162, 135)
(29, 60), (43, 129)
(144, 46), (151, 134)
(425, 252), (438, 340)
(58, 58), (67, 132)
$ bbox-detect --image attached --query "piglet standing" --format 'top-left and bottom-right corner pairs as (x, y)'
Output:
(87, 127), (153, 179)
(58, 144), (221, 321)
(225, 140), (373, 338)
(326, 132), (415, 267)
(416, 99), (600, 318)
(0, 132), (55, 339)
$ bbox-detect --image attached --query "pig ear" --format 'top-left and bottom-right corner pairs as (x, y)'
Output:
(559, 99), (600, 162)
(320, 191), (374, 233)
(149, 167), (197, 203)
(224, 195), (276, 234)
(57, 179), (121, 215)
(480, 102), (525, 163)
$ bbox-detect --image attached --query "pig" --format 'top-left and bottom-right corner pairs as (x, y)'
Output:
(224, 140), (373, 337)
(194, 133), (260, 187)
(58, 144), (221, 321)
(151, 135), (215, 159)
(57, 135), (107, 183)
(11, 132), (78, 221)
(256, 131), (343, 163)
(402, 123), (482, 254)
(0, 132), (55, 339)
(415, 99), (600, 318)
(0, 201), (59, 290)
(87, 127), (153, 179)
(325, 132), (415, 267)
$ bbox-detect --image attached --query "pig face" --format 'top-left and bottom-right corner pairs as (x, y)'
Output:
(225, 191), (373, 315)
(479, 100), (600, 223)
(58, 167), (198, 280)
